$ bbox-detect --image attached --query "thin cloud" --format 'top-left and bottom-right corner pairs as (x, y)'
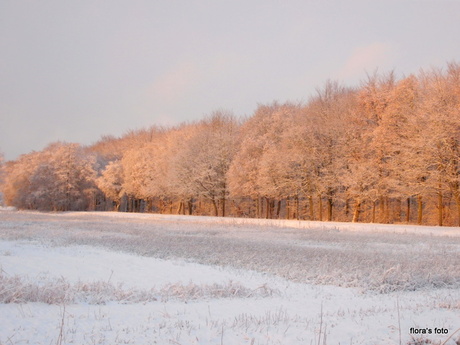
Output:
(148, 62), (201, 103)
(337, 42), (396, 81)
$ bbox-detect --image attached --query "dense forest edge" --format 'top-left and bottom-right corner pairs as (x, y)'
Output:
(1, 62), (460, 226)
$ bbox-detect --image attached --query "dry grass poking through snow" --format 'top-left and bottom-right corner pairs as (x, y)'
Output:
(0, 271), (276, 305)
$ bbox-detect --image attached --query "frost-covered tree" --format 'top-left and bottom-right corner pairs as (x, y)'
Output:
(2, 152), (39, 209)
(347, 72), (397, 222)
(307, 81), (354, 221)
(121, 148), (150, 203)
(418, 64), (460, 225)
(141, 126), (193, 213)
(384, 75), (428, 224)
(256, 103), (306, 219)
(121, 144), (164, 211)
(228, 102), (287, 218)
(173, 111), (239, 216)
(281, 107), (322, 220)
(46, 143), (98, 211)
(2, 142), (98, 211)
(96, 160), (124, 210)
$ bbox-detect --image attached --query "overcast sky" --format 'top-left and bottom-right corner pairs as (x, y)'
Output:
(1, 1), (460, 160)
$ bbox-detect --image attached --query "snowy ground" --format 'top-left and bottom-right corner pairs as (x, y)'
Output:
(0, 210), (459, 344)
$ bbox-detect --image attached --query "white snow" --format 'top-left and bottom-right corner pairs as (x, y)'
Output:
(0, 210), (459, 344)
(0, 241), (248, 289)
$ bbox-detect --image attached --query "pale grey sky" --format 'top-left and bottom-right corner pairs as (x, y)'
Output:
(1, 1), (459, 160)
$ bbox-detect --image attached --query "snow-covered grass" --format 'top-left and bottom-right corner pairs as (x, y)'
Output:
(0, 209), (459, 344)
(1, 210), (459, 293)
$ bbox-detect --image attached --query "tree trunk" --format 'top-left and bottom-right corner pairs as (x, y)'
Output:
(318, 194), (323, 221)
(221, 196), (226, 217)
(352, 199), (361, 223)
(309, 195), (314, 220)
(456, 195), (460, 227)
(372, 200), (376, 223)
(417, 195), (423, 225)
(406, 197), (411, 223)
(295, 194), (300, 220)
(379, 196), (385, 223)
(276, 200), (281, 219)
(265, 197), (269, 219)
(385, 196), (390, 223)
(221, 183), (226, 217)
(197, 199), (202, 215)
(188, 198), (193, 215)
(327, 197), (333, 221)
(176, 200), (183, 214)
(438, 190), (443, 226)
(211, 198), (218, 217)
(286, 197), (290, 220)
(396, 198), (402, 223)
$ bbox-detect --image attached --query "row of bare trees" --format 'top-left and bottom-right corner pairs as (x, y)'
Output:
(2, 63), (460, 225)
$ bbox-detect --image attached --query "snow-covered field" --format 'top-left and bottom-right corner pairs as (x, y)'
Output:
(0, 209), (459, 344)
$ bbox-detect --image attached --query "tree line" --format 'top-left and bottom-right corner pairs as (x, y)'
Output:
(2, 62), (460, 226)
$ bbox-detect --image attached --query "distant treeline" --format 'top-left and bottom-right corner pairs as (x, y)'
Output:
(2, 62), (460, 226)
